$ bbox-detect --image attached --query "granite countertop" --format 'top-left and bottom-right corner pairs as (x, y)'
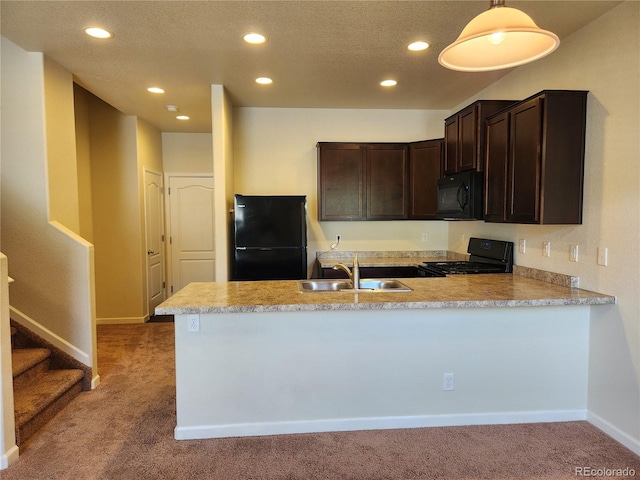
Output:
(156, 274), (616, 315)
(315, 250), (467, 268)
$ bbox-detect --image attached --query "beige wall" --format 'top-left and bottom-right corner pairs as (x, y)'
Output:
(0, 38), (96, 376)
(43, 56), (81, 234)
(233, 107), (451, 259)
(211, 85), (235, 281)
(162, 133), (213, 173)
(74, 85), (95, 242)
(137, 118), (163, 174)
(76, 89), (164, 322)
(87, 94), (145, 323)
(446, 2), (640, 452)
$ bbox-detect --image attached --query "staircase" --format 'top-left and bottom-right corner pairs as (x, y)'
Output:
(10, 324), (87, 445)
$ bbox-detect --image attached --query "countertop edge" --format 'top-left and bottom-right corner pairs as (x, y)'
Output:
(156, 294), (616, 316)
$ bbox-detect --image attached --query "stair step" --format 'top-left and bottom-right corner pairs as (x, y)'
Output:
(12, 348), (51, 379)
(13, 368), (84, 445)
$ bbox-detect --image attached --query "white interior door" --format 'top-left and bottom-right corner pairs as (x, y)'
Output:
(144, 169), (166, 314)
(168, 175), (215, 294)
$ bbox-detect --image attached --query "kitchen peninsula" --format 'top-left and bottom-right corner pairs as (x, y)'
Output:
(156, 269), (614, 441)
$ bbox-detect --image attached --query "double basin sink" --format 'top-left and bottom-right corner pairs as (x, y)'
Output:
(298, 278), (412, 293)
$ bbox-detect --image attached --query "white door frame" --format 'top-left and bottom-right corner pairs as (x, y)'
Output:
(143, 168), (166, 318)
(164, 172), (215, 296)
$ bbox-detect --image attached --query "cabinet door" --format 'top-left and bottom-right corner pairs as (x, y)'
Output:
(367, 144), (408, 219)
(409, 139), (442, 219)
(318, 143), (366, 220)
(458, 105), (478, 171)
(508, 98), (543, 223)
(484, 112), (509, 222)
(443, 116), (458, 174)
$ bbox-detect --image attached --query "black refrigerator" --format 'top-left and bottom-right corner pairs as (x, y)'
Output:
(231, 194), (308, 280)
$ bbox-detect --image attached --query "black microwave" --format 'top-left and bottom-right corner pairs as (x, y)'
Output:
(436, 171), (484, 220)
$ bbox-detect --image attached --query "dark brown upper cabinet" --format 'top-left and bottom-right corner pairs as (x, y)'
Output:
(317, 142), (408, 221)
(317, 143), (366, 220)
(484, 111), (510, 222)
(484, 90), (588, 224)
(366, 143), (409, 220)
(444, 100), (517, 175)
(317, 140), (442, 221)
(409, 139), (443, 220)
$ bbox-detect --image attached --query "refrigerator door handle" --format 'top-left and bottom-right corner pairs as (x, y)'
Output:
(237, 247), (247, 250)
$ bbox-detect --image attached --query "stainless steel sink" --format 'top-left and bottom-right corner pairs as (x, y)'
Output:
(298, 280), (354, 292)
(358, 279), (412, 291)
(298, 279), (412, 293)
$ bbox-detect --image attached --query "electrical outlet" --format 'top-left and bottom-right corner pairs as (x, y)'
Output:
(570, 244), (579, 262)
(187, 314), (200, 332)
(543, 241), (551, 257)
(443, 373), (455, 391)
(518, 239), (526, 254)
(597, 247), (608, 266)
(421, 232), (429, 242)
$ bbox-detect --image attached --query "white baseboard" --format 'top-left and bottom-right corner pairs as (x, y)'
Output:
(9, 307), (90, 365)
(588, 411), (640, 455)
(97, 316), (147, 325)
(1, 445), (19, 470)
(175, 409), (587, 440)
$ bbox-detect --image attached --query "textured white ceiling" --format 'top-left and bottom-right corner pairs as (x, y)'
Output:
(1, 1), (621, 133)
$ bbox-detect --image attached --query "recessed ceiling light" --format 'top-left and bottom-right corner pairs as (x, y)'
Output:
(380, 79), (397, 87)
(84, 27), (113, 39)
(408, 41), (429, 52)
(243, 33), (267, 44)
(176, 115), (190, 120)
(147, 87), (165, 94)
(256, 77), (273, 85)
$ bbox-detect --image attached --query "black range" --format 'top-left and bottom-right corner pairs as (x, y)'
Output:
(418, 238), (514, 278)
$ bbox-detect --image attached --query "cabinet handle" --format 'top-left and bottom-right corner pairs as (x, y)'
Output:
(147, 250), (156, 255)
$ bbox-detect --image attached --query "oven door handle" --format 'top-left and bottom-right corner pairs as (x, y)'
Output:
(457, 183), (469, 210)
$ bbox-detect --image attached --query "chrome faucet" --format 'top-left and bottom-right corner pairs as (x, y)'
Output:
(333, 253), (360, 289)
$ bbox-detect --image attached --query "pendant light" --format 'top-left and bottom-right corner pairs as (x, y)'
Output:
(438, 0), (559, 72)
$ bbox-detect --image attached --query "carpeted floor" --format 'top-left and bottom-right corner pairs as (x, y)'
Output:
(3, 323), (639, 479)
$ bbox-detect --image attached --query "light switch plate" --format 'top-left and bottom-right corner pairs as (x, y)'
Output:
(518, 239), (526, 254)
(597, 247), (608, 266)
(543, 241), (551, 257)
(570, 245), (579, 262)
